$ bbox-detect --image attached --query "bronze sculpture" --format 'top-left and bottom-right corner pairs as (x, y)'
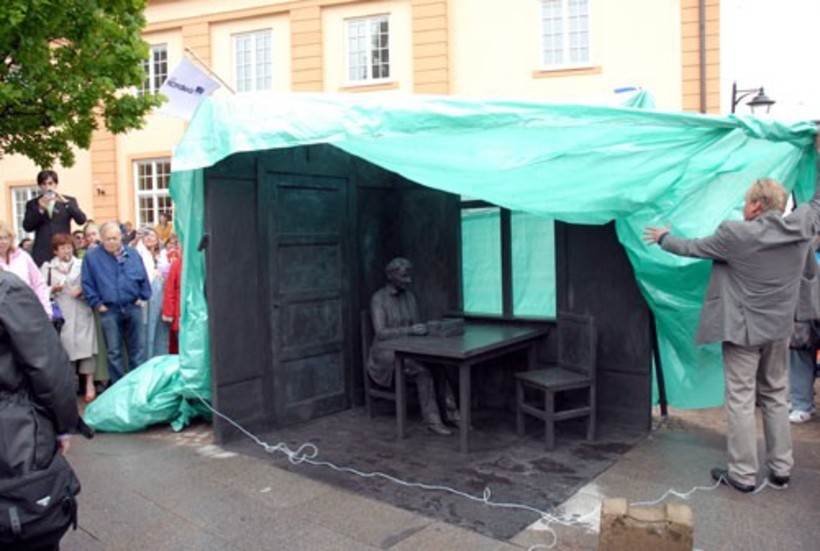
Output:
(368, 257), (460, 435)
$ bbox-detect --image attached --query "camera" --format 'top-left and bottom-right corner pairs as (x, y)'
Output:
(45, 190), (55, 199)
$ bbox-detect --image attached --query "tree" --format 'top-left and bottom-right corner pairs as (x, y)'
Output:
(0, 0), (162, 168)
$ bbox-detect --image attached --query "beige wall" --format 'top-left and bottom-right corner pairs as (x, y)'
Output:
(448, 0), (684, 110)
(145, 0), (295, 25)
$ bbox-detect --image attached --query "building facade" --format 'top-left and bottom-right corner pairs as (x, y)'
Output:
(0, 0), (719, 239)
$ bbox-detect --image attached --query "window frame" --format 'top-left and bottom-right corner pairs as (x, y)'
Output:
(140, 43), (168, 95)
(540, 0), (592, 70)
(460, 200), (556, 320)
(232, 29), (273, 93)
(133, 158), (173, 227)
(11, 186), (39, 241)
(344, 14), (392, 86)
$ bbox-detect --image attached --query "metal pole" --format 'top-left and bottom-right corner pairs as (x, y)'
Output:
(731, 81), (738, 113)
(649, 310), (668, 417)
(184, 47), (237, 94)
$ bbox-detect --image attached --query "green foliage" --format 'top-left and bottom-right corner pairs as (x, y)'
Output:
(0, 0), (163, 167)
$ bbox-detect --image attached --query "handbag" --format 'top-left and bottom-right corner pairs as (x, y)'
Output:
(47, 267), (65, 333)
(50, 301), (65, 334)
(0, 452), (81, 548)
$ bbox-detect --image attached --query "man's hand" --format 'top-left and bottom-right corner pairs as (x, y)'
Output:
(68, 286), (82, 298)
(57, 438), (70, 454)
(51, 283), (63, 294)
(97, 305), (108, 313)
(162, 315), (173, 323)
(37, 194), (52, 211)
(643, 225), (671, 245)
(411, 323), (427, 336)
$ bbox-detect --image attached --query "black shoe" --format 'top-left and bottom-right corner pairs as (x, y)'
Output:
(711, 467), (755, 493)
(768, 472), (790, 490)
(426, 422), (453, 436)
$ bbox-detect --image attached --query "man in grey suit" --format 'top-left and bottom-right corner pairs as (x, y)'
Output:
(644, 173), (820, 493)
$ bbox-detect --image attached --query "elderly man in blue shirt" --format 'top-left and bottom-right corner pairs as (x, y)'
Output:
(81, 222), (151, 383)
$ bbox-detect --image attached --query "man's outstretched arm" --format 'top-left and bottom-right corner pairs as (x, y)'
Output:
(644, 223), (733, 261)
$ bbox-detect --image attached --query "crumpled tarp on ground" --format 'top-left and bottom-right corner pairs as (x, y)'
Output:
(84, 356), (206, 432)
(85, 90), (817, 432)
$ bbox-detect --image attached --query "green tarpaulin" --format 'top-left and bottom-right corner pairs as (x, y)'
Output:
(86, 90), (817, 432)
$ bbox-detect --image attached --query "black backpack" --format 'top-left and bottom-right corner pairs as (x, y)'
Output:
(0, 452), (81, 549)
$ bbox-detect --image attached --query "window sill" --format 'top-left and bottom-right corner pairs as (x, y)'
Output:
(532, 65), (602, 79)
(339, 81), (399, 93)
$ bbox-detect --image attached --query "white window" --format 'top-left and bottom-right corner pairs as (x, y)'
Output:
(11, 186), (39, 241)
(141, 44), (168, 95)
(233, 30), (272, 92)
(541, 0), (590, 68)
(346, 15), (390, 83)
(134, 159), (173, 227)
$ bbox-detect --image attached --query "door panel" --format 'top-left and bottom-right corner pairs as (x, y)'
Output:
(205, 167), (272, 442)
(284, 352), (345, 404)
(278, 243), (342, 293)
(280, 299), (343, 349)
(262, 171), (350, 426)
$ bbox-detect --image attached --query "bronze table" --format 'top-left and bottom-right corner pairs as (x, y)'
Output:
(374, 322), (548, 452)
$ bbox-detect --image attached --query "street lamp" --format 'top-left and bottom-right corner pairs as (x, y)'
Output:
(731, 82), (775, 114)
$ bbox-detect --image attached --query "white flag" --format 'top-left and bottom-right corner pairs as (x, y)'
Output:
(157, 57), (220, 120)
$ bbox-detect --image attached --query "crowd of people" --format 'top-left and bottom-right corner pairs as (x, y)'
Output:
(0, 170), (183, 404)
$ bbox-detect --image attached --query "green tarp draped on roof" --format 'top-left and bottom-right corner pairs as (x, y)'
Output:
(86, 90), (817, 432)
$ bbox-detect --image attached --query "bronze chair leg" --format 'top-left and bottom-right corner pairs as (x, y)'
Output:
(587, 385), (596, 441)
(545, 390), (555, 450)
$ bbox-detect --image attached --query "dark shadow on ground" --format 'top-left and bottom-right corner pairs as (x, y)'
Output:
(225, 406), (646, 540)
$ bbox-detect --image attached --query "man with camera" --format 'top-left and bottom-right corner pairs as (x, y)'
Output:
(23, 170), (87, 267)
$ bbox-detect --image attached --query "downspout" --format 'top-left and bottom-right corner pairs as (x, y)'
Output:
(698, 0), (707, 113)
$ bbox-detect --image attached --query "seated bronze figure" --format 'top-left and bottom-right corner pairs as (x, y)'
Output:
(367, 257), (459, 436)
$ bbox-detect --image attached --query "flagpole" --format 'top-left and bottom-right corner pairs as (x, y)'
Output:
(184, 47), (236, 94)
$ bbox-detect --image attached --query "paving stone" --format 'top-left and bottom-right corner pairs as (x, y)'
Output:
(388, 522), (522, 551)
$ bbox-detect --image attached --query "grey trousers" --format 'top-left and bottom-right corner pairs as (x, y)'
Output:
(722, 340), (793, 486)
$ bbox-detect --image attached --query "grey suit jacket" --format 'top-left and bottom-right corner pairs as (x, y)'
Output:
(661, 187), (820, 346)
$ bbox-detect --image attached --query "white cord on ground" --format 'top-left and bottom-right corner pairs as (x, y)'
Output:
(182, 387), (780, 550)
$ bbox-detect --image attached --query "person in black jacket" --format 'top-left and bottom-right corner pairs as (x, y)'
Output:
(23, 170), (87, 267)
(0, 270), (79, 549)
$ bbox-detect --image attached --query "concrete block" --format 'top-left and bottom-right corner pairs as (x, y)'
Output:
(598, 498), (693, 551)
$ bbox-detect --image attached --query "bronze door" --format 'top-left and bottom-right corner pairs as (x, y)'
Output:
(261, 171), (351, 426)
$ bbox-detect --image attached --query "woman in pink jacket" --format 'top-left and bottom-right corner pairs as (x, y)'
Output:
(0, 220), (51, 316)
